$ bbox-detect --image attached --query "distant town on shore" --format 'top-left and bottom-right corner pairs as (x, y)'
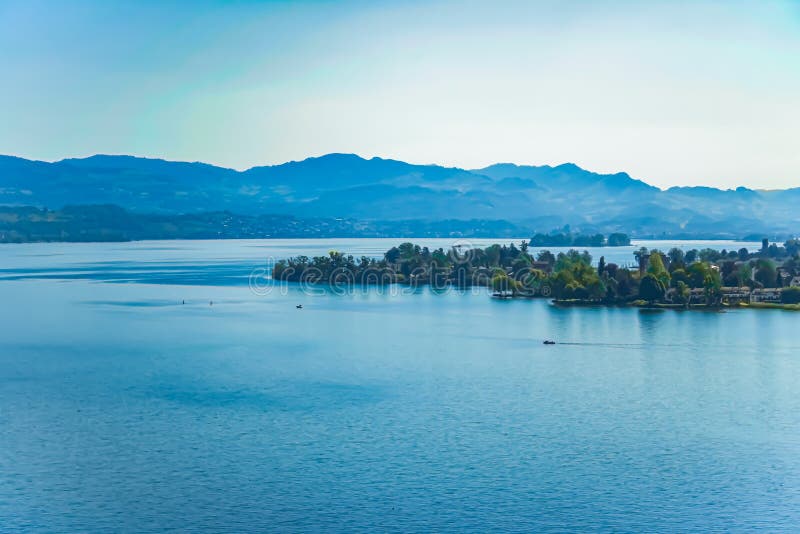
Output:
(0, 204), (787, 244)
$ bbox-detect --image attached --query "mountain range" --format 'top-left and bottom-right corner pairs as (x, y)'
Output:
(1, 153), (798, 238)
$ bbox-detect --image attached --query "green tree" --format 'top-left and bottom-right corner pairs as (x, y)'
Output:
(754, 259), (777, 288)
(736, 263), (753, 287)
(398, 242), (419, 260)
(670, 268), (690, 288)
(536, 250), (556, 268)
(667, 248), (685, 270)
(633, 247), (649, 273)
(491, 270), (519, 294)
(583, 275), (607, 300)
(698, 248), (722, 262)
(647, 251), (671, 287)
(614, 268), (637, 299)
(552, 269), (576, 297)
(554, 249), (591, 273)
(782, 286), (800, 304)
(385, 246), (401, 263)
(674, 280), (691, 308)
(687, 262), (713, 288)
(639, 273), (665, 303)
(703, 271), (722, 305)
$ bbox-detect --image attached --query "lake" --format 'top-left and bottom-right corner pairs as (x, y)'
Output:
(2, 238), (799, 532)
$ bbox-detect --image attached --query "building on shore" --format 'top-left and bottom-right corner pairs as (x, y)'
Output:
(721, 287), (751, 305)
(750, 288), (782, 303)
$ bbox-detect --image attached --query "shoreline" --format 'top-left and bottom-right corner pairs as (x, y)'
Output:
(552, 299), (800, 312)
(0, 236), (761, 245)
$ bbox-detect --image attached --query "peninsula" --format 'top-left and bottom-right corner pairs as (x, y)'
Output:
(272, 239), (800, 310)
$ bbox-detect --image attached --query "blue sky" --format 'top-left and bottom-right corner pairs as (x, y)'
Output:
(1, 0), (799, 189)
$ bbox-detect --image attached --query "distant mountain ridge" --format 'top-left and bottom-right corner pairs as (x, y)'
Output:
(1, 153), (798, 237)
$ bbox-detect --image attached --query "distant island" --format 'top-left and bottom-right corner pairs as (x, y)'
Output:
(272, 239), (800, 310)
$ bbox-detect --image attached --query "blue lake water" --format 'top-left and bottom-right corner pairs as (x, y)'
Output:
(2, 238), (799, 532)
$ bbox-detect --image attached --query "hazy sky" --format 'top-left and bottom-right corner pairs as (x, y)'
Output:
(1, 0), (799, 189)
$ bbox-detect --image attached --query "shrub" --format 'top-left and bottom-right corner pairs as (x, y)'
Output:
(782, 286), (800, 304)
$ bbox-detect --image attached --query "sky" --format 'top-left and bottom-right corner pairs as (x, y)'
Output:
(1, 0), (799, 189)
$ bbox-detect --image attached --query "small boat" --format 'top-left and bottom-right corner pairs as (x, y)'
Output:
(543, 340), (556, 345)
(296, 304), (303, 309)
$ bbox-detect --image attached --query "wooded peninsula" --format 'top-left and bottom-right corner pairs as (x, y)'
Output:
(272, 238), (800, 310)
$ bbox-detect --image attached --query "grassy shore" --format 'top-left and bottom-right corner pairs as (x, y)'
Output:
(737, 302), (800, 311)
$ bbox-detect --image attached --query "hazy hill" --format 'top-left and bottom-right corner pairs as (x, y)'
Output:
(1, 153), (798, 237)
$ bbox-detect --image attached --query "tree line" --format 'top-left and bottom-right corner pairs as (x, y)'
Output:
(272, 239), (800, 305)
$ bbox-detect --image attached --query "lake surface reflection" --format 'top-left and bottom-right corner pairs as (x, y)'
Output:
(1, 239), (798, 532)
